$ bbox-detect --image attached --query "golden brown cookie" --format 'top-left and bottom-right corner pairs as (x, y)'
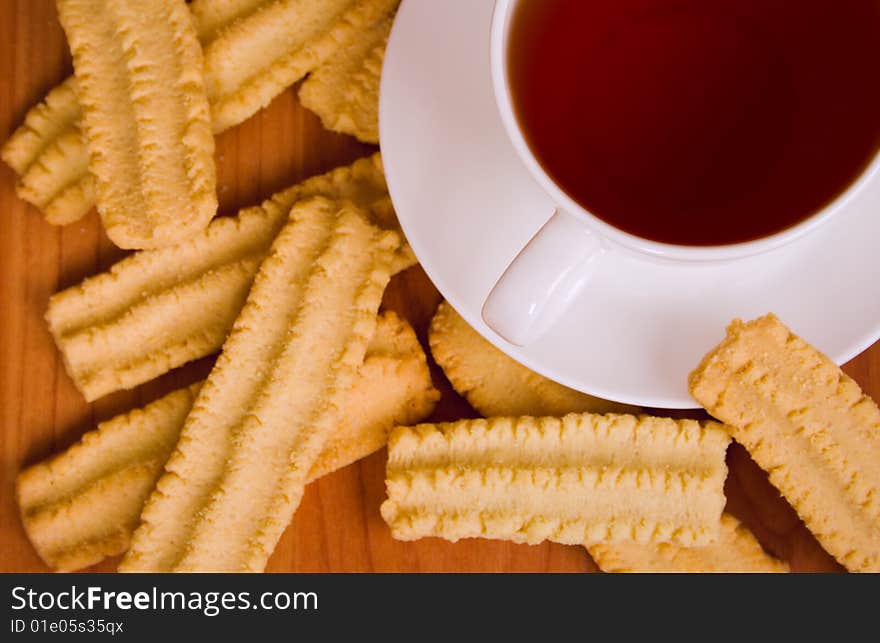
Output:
(123, 198), (401, 572)
(47, 154), (410, 401)
(382, 413), (730, 548)
(55, 0), (216, 248)
(690, 314), (880, 572)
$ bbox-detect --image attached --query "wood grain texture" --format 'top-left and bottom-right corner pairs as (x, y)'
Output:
(0, 0), (872, 573)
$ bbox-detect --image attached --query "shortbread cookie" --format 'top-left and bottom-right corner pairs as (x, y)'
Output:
(17, 384), (200, 572)
(381, 414), (730, 547)
(55, 0), (216, 248)
(122, 198), (401, 572)
(47, 154), (410, 401)
(690, 314), (880, 572)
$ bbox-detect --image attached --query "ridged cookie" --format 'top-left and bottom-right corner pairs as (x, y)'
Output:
(47, 154), (410, 401)
(382, 414), (730, 547)
(122, 198), (401, 572)
(17, 385), (200, 572)
(55, 0), (217, 248)
(690, 314), (880, 572)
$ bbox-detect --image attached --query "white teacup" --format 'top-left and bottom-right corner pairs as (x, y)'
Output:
(482, 0), (880, 347)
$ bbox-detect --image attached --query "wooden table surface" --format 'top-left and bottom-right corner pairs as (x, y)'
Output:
(0, 0), (873, 573)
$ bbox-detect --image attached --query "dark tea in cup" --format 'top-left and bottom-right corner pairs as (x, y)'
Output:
(508, 0), (880, 246)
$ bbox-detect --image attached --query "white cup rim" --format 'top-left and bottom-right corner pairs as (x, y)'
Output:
(490, 0), (880, 262)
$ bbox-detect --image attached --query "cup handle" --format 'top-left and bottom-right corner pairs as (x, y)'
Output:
(482, 209), (605, 346)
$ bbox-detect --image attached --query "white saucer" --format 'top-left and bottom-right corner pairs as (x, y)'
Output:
(380, 0), (880, 408)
